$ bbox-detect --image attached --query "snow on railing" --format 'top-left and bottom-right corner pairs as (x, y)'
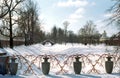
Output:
(14, 52), (120, 75)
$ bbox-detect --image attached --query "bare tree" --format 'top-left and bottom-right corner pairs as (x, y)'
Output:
(78, 20), (100, 44)
(79, 21), (99, 36)
(108, 0), (120, 29)
(0, 0), (25, 48)
(17, 0), (41, 45)
(0, 0), (9, 18)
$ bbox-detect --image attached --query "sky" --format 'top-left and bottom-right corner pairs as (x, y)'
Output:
(34, 0), (119, 37)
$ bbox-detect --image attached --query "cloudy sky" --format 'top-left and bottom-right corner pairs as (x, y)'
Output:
(35, 0), (119, 36)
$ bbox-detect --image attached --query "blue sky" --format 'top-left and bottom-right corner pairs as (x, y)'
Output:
(35, 0), (119, 36)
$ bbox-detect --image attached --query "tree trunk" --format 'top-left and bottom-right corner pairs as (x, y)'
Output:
(9, 11), (13, 48)
(0, 40), (2, 48)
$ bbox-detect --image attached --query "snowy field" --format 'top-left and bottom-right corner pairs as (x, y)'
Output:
(0, 43), (120, 78)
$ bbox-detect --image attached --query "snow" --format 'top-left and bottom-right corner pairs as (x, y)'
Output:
(0, 43), (120, 78)
(0, 73), (120, 78)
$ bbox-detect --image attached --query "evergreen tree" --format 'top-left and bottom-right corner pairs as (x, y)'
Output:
(51, 25), (58, 42)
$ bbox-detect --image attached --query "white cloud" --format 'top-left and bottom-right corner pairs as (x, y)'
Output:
(103, 13), (112, 18)
(66, 7), (85, 23)
(56, 0), (88, 7)
(55, 0), (87, 23)
(69, 13), (83, 19)
(75, 8), (85, 14)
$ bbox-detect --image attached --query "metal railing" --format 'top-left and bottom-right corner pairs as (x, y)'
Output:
(13, 52), (120, 75)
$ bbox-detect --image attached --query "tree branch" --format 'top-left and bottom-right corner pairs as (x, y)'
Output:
(11, 0), (25, 11)
(0, 29), (10, 37)
(1, 26), (10, 30)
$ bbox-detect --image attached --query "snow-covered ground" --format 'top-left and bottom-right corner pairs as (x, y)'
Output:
(0, 43), (120, 78)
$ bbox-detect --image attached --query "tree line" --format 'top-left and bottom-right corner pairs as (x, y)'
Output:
(48, 20), (101, 45)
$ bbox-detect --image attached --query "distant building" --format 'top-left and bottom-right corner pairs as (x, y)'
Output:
(0, 34), (24, 47)
(113, 32), (120, 40)
(100, 31), (109, 42)
(109, 32), (120, 45)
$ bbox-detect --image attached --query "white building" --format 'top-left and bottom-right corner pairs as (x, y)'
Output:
(100, 31), (109, 42)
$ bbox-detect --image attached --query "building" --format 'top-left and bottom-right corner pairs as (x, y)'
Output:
(100, 31), (109, 42)
(0, 34), (24, 47)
